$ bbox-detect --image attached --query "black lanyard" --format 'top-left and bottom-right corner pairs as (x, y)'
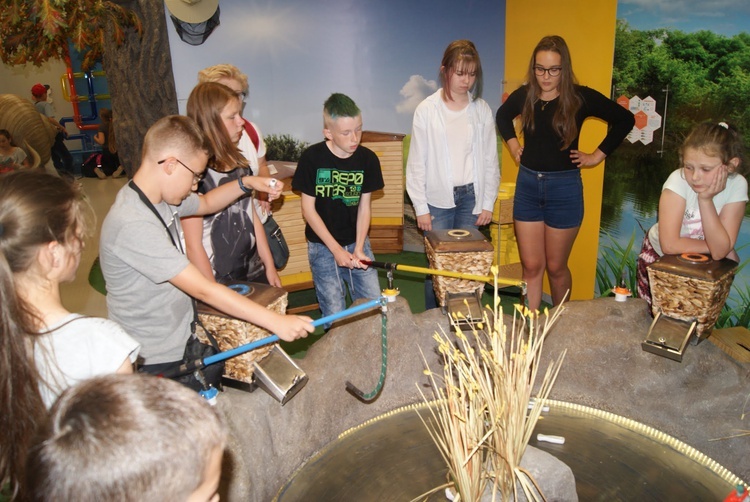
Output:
(128, 181), (207, 337)
(128, 180), (182, 252)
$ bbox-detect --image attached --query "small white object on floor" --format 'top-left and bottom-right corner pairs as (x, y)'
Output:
(537, 433), (565, 444)
(528, 400), (550, 412)
(445, 487), (456, 501)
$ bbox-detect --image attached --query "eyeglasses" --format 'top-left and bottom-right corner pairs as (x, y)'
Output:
(158, 158), (205, 184)
(534, 65), (562, 77)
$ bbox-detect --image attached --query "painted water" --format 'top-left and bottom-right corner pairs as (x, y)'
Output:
(598, 152), (750, 316)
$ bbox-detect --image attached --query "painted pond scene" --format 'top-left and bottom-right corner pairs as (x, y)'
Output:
(597, 22), (750, 328)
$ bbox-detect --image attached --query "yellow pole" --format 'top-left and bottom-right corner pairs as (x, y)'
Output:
(391, 263), (525, 290)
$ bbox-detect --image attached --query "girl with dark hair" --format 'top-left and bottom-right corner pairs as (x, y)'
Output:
(183, 82), (280, 285)
(92, 108), (125, 178)
(496, 35), (635, 310)
(0, 171), (139, 498)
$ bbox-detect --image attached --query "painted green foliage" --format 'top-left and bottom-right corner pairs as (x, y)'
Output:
(614, 21), (750, 149)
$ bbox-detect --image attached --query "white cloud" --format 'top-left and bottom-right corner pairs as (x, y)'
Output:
(395, 75), (437, 115)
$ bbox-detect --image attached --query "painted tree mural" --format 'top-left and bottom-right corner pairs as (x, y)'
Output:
(0, 0), (179, 174)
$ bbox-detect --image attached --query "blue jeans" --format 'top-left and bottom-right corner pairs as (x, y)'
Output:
(425, 183), (479, 309)
(427, 183), (478, 231)
(308, 239), (381, 330)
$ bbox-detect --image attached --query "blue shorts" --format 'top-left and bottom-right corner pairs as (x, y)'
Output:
(513, 165), (583, 229)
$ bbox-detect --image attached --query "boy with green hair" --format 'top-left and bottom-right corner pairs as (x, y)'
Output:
(292, 93), (384, 329)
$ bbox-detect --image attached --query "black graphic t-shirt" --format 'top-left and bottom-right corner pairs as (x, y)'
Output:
(292, 141), (384, 246)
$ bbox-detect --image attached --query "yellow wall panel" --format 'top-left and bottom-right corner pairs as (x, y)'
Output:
(503, 0), (619, 301)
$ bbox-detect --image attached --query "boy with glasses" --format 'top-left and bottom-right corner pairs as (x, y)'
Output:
(100, 115), (313, 385)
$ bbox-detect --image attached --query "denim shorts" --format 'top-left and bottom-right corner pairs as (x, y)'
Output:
(513, 165), (584, 229)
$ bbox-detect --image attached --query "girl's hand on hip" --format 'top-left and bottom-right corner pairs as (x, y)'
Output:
(513, 146), (523, 164)
(570, 149), (604, 168)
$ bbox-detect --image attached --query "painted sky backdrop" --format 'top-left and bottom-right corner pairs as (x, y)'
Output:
(167, 0), (504, 144)
(166, 0), (748, 145)
(617, 0), (750, 36)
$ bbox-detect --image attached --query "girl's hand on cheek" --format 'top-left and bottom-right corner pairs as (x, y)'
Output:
(702, 165), (728, 199)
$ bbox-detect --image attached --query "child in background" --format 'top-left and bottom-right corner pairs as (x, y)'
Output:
(0, 129), (31, 173)
(637, 122), (748, 306)
(292, 93), (384, 330)
(100, 115), (312, 379)
(0, 171), (140, 498)
(93, 108), (126, 179)
(30, 83), (74, 177)
(183, 82), (279, 285)
(24, 374), (226, 502)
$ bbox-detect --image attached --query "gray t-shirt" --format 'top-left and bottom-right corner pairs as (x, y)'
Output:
(35, 314), (140, 408)
(100, 184), (200, 364)
(34, 100), (55, 119)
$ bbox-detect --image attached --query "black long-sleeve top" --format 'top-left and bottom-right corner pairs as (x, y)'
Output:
(496, 84), (635, 172)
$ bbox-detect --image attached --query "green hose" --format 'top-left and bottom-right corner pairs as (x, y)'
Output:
(345, 309), (388, 402)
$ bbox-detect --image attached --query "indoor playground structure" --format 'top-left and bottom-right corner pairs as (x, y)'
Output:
(57, 51), (112, 164)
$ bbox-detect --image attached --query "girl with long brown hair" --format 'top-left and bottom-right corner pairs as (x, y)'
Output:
(496, 35), (634, 310)
(183, 82), (280, 285)
(0, 171), (139, 498)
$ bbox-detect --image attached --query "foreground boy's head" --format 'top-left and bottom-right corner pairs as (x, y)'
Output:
(25, 374), (226, 502)
(138, 115), (212, 204)
(323, 93), (362, 159)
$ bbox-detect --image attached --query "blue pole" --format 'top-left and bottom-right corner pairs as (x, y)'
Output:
(202, 297), (385, 367)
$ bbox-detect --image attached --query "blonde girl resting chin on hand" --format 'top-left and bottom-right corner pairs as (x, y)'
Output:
(637, 122), (749, 306)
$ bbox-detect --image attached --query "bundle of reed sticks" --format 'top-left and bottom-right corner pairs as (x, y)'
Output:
(417, 267), (567, 502)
